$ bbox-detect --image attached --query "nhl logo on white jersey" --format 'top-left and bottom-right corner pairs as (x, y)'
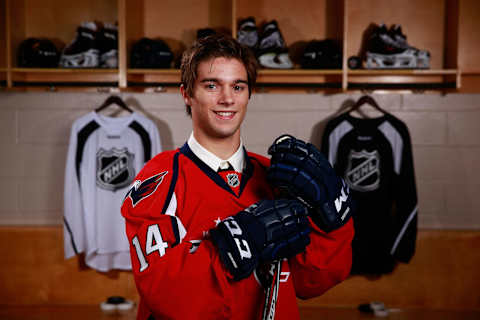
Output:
(96, 148), (135, 191)
(226, 173), (240, 188)
(345, 149), (380, 192)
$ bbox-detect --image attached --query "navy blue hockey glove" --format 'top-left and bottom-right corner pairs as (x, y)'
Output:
(210, 199), (311, 281)
(267, 134), (354, 233)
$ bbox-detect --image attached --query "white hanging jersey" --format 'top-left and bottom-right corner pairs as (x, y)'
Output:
(63, 111), (161, 272)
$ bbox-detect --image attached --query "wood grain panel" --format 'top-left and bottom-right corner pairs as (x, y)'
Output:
(297, 230), (480, 310)
(457, 0), (480, 71)
(8, 0), (117, 68)
(23, 0), (118, 42)
(235, 0), (342, 44)
(137, 0), (232, 59)
(346, 0), (446, 69)
(458, 75), (480, 93)
(0, 227), (138, 305)
(0, 0), (6, 69)
(0, 305), (479, 320)
(0, 227), (479, 310)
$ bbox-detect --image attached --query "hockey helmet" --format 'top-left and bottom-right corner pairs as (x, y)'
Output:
(130, 38), (173, 68)
(17, 38), (60, 68)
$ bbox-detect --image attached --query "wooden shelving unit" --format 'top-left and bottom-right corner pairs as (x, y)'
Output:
(0, 0), (478, 92)
(11, 68), (119, 84)
(0, 0), (6, 86)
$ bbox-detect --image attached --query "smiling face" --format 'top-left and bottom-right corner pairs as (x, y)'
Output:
(181, 57), (249, 151)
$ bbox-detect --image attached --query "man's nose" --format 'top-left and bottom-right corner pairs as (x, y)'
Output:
(219, 86), (234, 105)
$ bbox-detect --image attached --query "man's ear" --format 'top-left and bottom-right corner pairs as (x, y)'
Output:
(180, 84), (191, 106)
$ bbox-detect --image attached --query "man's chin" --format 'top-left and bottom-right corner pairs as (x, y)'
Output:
(211, 128), (240, 140)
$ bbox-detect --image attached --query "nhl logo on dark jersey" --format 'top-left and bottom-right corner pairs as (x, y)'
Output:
(345, 150), (380, 192)
(226, 173), (240, 188)
(96, 148), (135, 191)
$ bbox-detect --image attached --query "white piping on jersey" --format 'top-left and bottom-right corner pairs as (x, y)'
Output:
(164, 193), (187, 241)
(390, 205), (417, 255)
(188, 132), (245, 172)
(328, 120), (353, 165)
(378, 121), (403, 175)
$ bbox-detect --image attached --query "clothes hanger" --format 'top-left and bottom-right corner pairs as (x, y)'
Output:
(95, 95), (133, 113)
(349, 95), (387, 114)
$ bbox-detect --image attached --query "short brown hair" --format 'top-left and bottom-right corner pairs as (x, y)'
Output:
(180, 34), (258, 115)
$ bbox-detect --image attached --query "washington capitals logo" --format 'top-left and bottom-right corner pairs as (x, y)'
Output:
(125, 171), (168, 207)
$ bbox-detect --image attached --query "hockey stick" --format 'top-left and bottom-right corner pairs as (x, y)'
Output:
(261, 260), (281, 320)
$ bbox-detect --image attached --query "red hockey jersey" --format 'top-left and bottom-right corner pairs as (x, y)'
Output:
(121, 142), (354, 320)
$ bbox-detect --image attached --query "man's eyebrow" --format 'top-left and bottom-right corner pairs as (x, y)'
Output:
(199, 78), (248, 85)
(200, 78), (219, 83)
(234, 79), (249, 85)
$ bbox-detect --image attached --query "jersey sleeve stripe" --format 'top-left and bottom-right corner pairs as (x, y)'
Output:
(390, 205), (418, 255)
(63, 217), (79, 255)
(169, 216), (181, 247)
(129, 120), (152, 162)
(378, 121), (404, 175)
(161, 151), (180, 214)
(328, 120), (353, 165)
(75, 120), (99, 182)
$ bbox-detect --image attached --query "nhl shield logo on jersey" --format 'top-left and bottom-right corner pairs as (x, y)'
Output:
(96, 148), (135, 191)
(125, 171), (168, 207)
(345, 149), (380, 192)
(226, 173), (240, 188)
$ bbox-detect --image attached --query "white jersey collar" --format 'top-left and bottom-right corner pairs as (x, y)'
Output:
(187, 132), (245, 172)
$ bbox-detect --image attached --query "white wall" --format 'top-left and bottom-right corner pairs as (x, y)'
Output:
(0, 91), (479, 228)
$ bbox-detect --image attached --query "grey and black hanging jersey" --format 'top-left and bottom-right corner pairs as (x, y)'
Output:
(63, 111), (161, 272)
(321, 112), (417, 274)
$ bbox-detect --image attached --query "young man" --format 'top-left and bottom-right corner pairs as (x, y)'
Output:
(121, 34), (354, 320)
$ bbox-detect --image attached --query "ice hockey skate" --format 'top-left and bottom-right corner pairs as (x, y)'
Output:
(257, 20), (293, 69)
(365, 23), (430, 69)
(59, 21), (99, 68)
(98, 23), (118, 68)
(237, 17), (259, 50)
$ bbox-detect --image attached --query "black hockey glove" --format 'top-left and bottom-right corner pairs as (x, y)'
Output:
(267, 134), (354, 232)
(210, 199), (311, 281)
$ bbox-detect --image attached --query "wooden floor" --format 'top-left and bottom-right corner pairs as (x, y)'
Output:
(0, 306), (479, 320)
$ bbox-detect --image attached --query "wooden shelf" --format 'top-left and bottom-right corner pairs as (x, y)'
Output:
(348, 69), (458, 76)
(11, 68), (119, 84)
(0, 0), (478, 92)
(461, 70), (480, 76)
(125, 68), (344, 86)
(347, 69), (459, 90)
(257, 69), (342, 84)
(127, 69), (180, 84)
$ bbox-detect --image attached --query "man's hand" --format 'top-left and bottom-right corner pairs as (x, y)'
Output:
(267, 134), (354, 232)
(210, 199), (310, 281)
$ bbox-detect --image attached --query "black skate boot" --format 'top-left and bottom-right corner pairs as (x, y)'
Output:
(365, 23), (430, 69)
(97, 23), (118, 68)
(59, 21), (99, 68)
(388, 24), (430, 68)
(388, 24), (409, 49)
(237, 17), (259, 51)
(257, 20), (293, 69)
